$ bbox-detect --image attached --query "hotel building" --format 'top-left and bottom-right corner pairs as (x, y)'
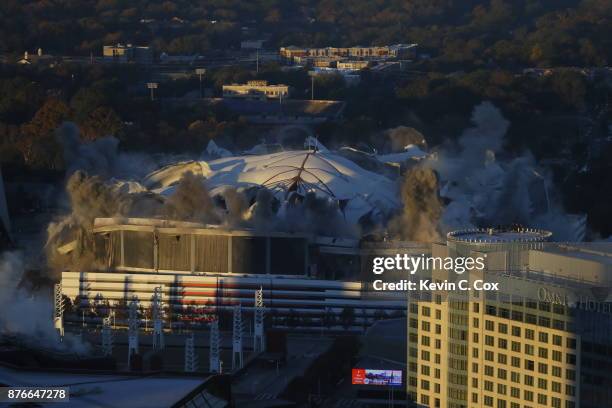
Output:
(407, 228), (612, 408)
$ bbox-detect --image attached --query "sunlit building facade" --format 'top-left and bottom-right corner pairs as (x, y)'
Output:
(407, 229), (612, 408)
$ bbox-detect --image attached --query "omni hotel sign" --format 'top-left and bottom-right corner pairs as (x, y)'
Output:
(538, 286), (612, 315)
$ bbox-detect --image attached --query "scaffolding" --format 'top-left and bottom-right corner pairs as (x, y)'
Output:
(254, 287), (265, 353)
(232, 304), (244, 370)
(184, 333), (198, 373)
(127, 297), (139, 365)
(101, 315), (113, 356)
(209, 319), (221, 373)
(152, 286), (164, 350)
(53, 283), (64, 339)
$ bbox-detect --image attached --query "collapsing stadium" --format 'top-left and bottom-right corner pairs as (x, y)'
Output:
(52, 104), (589, 332)
(59, 217), (414, 331)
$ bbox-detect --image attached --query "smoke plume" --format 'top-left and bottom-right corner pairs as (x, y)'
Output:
(389, 167), (443, 242)
(0, 251), (90, 353)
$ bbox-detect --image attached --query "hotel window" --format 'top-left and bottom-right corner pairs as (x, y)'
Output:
(552, 382), (561, 393)
(538, 378), (547, 390)
(525, 360), (534, 371)
(511, 387), (520, 398)
(511, 310), (523, 321)
(538, 348), (548, 358)
(422, 321), (430, 331)
(552, 366), (562, 377)
(473, 348), (479, 358)
(472, 378), (478, 387)
(473, 317), (479, 328)
(410, 333), (418, 343)
(421, 379), (430, 390)
(498, 354), (507, 364)
(436, 309), (441, 319)
(526, 300), (537, 309)
(435, 294), (442, 304)
(566, 369), (576, 381)
(525, 345), (534, 355)
(538, 363), (548, 374)
(435, 339), (441, 349)
(567, 338), (576, 349)
(485, 351), (494, 361)
(499, 308), (510, 318)
(511, 326), (521, 336)
(435, 354), (441, 364)
(472, 393), (478, 403)
(552, 350), (562, 362)
(421, 350), (430, 361)
(435, 369), (440, 379)
(526, 329), (534, 340)
(486, 305), (496, 316)
(539, 302), (551, 312)
(422, 336), (430, 346)
(537, 394), (547, 405)
(524, 375), (534, 386)
(472, 363), (479, 373)
(498, 338), (507, 349)
(565, 385), (576, 396)
(566, 402), (576, 408)
(524, 390), (534, 401)
(526, 314), (537, 324)
(566, 354), (576, 365)
(473, 303), (480, 313)
(511, 372), (520, 383)
(497, 384), (507, 395)
(409, 376), (417, 386)
(484, 396), (493, 406)
(473, 333), (479, 343)
(553, 319), (564, 330)
(422, 306), (431, 316)
(486, 320), (494, 331)
(420, 395), (429, 405)
(485, 335), (494, 346)
(410, 303), (419, 314)
(552, 397), (561, 408)
(510, 403), (520, 408)
(434, 383), (440, 393)
(511, 357), (520, 367)
(485, 365), (494, 376)
(435, 324), (441, 334)
(421, 365), (430, 375)
(409, 318), (418, 328)
(485, 381), (494, 391)
(511, 341), (521, 352)
(553, 335), (562, 346)
(498, 368), (507, 380)
(538, 316), (551, 327)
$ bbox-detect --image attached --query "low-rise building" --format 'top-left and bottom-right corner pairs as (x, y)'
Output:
(280, 44), (417, 63)
(103, 44), (153, 64)
(222, 80), (290, 100)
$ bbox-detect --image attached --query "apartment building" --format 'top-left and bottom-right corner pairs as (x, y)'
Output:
(406, 229), (612, 408)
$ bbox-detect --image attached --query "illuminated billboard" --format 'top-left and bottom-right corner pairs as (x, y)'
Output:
(351, 368), (402, 386)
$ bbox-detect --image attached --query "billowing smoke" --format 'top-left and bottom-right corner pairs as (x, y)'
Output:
(283, 193), (358, 238)
(0, 251), (89, 353)
(162, 172), (220, 224)
(389, 167), (443, 242)
(425, 101), (583, 240)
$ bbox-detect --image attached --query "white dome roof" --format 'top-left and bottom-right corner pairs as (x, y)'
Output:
(144, 150), (399, 224)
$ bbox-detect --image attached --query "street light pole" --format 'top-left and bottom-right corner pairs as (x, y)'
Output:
(147, 82), (158, 101)
(311, 76), (314, 100)
(195, 68), (206, 98)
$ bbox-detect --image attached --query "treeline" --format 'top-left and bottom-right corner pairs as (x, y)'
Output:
(1, 0), (611, 68)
